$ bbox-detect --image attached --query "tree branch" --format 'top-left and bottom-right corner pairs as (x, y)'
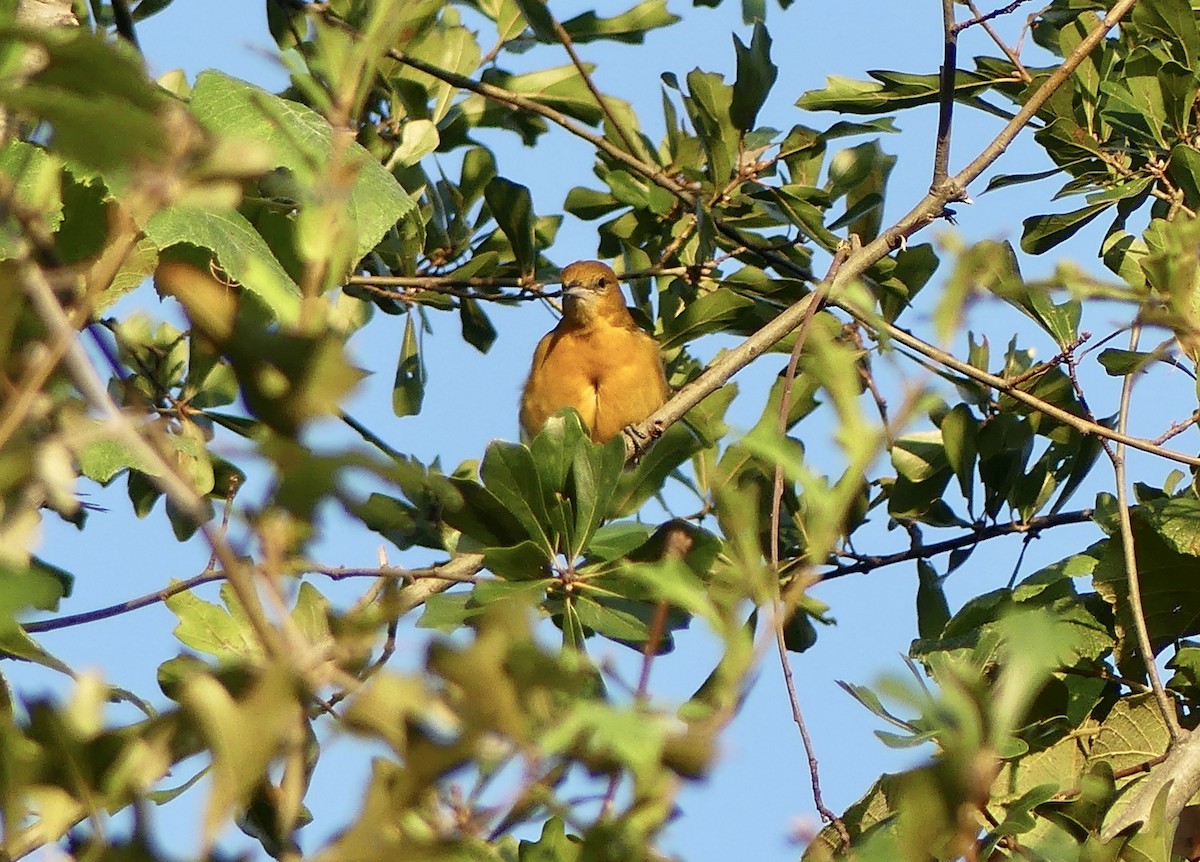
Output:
(953, 0), (1039, 34)
(547, 12), (645, 162)
(964, 0), (1031, 82)
(1107, 326), (1180, 739)
(625, 0), (1141, 461)
(15, 254), (288, 660)
(932, 0), (959, 187)
(305, 0), (1164, 471)
(767, 244), (848, 837)
(22, 557), (481, 634)
(295, 2), (691, 206)
(822, 509), (1093, 579)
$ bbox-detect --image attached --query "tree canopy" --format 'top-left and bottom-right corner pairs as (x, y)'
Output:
(6, 0), (1200, 860)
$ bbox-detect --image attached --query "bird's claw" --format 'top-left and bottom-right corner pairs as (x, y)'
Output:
(622, 420), (665, 463)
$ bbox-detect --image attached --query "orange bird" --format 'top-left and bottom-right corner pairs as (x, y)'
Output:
(520, 260), (669, 444)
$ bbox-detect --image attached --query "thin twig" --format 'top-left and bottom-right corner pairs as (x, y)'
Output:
(109, 0), (140, 50)
(15, 257), (288, 660)
(302, 2), (692, 205)
(1107, 325), (1180, 740)
(1151, 410), (1200, 446)
(547, 13), (644, 160)
(1006, 332), (1089, 387)
(933, 0), (959, 186)
(347, 265), (694, 298)
(767, 244), (849, 839)
(347, 273), (535, 291)
(22, 560), (479, 634)
(954, 0), (1038, 34)
(772, 620), (847, 841)
(825, 509), (1093, 579)
(340, 411), (405, 460)
(964, 0), (1031, 81)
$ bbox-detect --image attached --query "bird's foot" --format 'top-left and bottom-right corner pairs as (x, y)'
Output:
(622, 420), (665, 463)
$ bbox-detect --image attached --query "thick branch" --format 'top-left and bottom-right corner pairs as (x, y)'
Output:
(306, 0), (1161, 469)
(625, 0), (1142, 461)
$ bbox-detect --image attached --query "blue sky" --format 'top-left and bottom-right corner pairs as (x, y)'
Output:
(14, 2), (1183, 860)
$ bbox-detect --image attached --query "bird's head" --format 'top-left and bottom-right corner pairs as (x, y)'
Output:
(559, 260), (630, 325)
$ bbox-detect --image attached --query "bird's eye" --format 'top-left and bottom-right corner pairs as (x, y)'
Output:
(598, 277), (609, 286)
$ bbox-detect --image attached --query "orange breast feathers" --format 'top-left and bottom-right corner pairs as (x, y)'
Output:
(520, 261), (670, 444)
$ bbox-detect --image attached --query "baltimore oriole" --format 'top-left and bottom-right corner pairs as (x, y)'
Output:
(520, 260), (669, 444)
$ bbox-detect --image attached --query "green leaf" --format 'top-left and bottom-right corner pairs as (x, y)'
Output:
(290, 582), (332, 647)
(179, 666), (302, 844)
(1092, 500), (1200, 672)
(443, 478), (531, 548)
(982, 167), (1064, 194)
(564, 185), (622, 220)
(1099, 47), (1173, 147)
(611, 422), (704, 518)
(0, 558), (71, 616)
(660, 288), (755, 349)
(0, 26), (168, 174)
(126, 469), (164, 518)
(570, 596), (650, 643)
(170, 425), (215, 497)
(1140, 496), (1200, 557)
(351, 492), (439, 551)
(796, 68), (997, 114)
(940, 404), (978, 504)
(145, 206), (302, 325)
(510, 0), (555, 39)
(586, 521), (653, 561)
(568, 435), (626, 558)
(189, 70), (419, 271)
(459, 147), (497, 210)
(488, 64), (606, 125)
(529, 413), (584, 546)
(165, 583), (261, 663)
(758, 185), (840, 251)
(479, 441), (553, 554)
(1167, 143), (1200, 210)
(417, 592), (476, 631)
(782, 611), (817, 653)
(1097, 347), (1171, 376)
(483, 541), (553, 581)
(520, 817), (581, 862)
(458, 298), (497, 353)
(561, 1), (681, 44)
(730, 22), (777, 133)
(0, 625), (74, 676)
(685, 69), (737, 185)
(605, 170), (674, 215)
(392, 313), (425, 417)
(891, 431), (948, 483)
(916, 560), (950, 640)
(76, 424), (158, 484)
(1131, 0), (1200, 67)
(0, 140), (63, 260)
(1020, 202), (1113, 255)
(825, 140), (895, 243)
(391, 119), (439, 167)
(484, 177), (537, 274)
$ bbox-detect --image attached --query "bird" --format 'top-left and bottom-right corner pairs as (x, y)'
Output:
(520, 260), (670, 445)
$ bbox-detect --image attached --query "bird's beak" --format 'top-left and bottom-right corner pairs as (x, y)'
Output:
(563, 280), (589, 299)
